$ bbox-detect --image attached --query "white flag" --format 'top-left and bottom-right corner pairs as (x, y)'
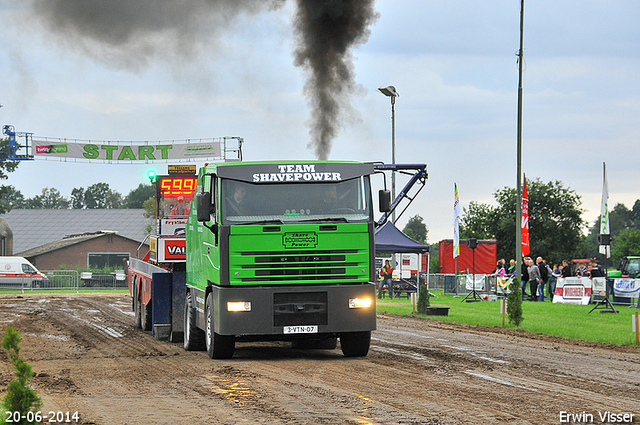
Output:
(453, 183), (461, 258)
(599, 162), (610, 257)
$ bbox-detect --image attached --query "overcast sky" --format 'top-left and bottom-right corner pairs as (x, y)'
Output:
(1, 0), (639, 243)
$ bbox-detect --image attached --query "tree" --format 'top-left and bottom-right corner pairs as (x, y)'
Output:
(84, 183), (123, 209)
(70, 187), (85, 209)
(585, 200), (640, 263)
(143, 197), (157, 235)
(417, 285), (430, 314)
(403, 215), (428, 244)
(460, 178), (587, 265)
(0, 186), (25, 213)
(0, 138), (20, 214)
(123, 183), (155, 208)
(507, 278), (523, 327)
(1, 326), (42, 425)
(610, 228), (640, 263)
(25, 188), (69, 209)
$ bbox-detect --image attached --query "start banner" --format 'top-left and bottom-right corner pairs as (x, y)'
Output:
(553, 277), (592, 305)
(32, 138), (225, 163)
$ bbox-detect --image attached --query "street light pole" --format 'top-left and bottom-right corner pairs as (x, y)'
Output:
(515, 0), (524, 287)
(378, 85), (399, 223)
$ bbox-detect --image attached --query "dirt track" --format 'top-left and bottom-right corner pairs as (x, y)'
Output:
(0, 293), (639, 425)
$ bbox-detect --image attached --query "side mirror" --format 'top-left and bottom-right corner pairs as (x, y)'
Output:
(378, 189), (391, 213)
(196, 192), (213, 222)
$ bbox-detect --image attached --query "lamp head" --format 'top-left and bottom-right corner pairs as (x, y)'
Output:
(378, 85), (399, 98)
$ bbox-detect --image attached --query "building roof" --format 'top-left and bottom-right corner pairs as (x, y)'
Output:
(16, 231), (143, 258)
(0, 209), (149, 254)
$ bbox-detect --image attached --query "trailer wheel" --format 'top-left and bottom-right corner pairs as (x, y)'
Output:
(205, 293), (235, 359)
(183, 291), (205, 351)
(133, 281), (142, 329)
(340, 331), (371, 357)
(140, 296), (152, 332)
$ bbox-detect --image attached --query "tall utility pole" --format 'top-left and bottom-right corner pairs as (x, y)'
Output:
(515, 0), (525, 285)
(378, 85), (399, 223)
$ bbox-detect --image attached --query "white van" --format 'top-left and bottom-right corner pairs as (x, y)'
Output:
(0, 257), (50, 288)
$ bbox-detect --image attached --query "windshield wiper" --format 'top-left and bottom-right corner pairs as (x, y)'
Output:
(300, 217), (349, 223)
(242, 219), (285, 225)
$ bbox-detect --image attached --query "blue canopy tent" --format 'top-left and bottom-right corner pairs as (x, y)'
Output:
(374, 221), (429, 297)
(374, 221), (429, 254)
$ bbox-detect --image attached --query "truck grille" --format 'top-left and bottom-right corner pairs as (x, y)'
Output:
(239, 249), (360, 283)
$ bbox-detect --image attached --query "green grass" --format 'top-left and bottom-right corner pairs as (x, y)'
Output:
(377, 294), (640, 346)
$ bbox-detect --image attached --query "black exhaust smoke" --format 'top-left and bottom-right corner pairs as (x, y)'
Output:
(292, 0), (378, 160)
(29, 0), (285, 69)
(27, 0), (378, 159)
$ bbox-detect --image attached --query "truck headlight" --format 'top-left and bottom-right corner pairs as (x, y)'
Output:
(349, 298), (372, 309)
(227, 301), (252, 312)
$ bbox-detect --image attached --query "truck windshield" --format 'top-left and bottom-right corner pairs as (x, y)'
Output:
(220, 177), (372, 225)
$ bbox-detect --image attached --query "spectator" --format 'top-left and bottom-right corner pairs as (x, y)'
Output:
(491, 259), (506, 277)
(588, 259), (604, 278)
(521, 258), (530, 298)
(507, 259), (517, 276)
(575, 261), (589, 278)
(536, 257), (552, 302)
(561, 260), (571, 278)
(549, 264), (561, 300)
(378, 260), (394, 299)
(526, 257), (541, 301)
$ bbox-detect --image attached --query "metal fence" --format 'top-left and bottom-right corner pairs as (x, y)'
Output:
(0, 270), (128, 292)
(426, 274), (506, 297)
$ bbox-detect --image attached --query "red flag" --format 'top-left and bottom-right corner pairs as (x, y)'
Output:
(521, 175), (530, 255)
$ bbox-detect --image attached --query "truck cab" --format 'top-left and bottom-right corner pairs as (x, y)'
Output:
(608, 256), (640, 279)
(184, 161), (380, 359)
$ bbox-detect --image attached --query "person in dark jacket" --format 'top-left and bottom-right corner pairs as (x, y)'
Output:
(561, 260), (571, 277)
(520, 258), (530, 298)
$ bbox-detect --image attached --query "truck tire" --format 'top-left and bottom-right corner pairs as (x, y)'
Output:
(340, 331), (371, 357)
(183, 291), (205, 351)
(205, 293), (235, 359)
(141, 297), (152, 332)
(133, 281), (142, 329)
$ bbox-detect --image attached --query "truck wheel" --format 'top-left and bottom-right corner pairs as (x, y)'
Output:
(133, 282), (142, 329)
(340, 331), (371, 357)
(205, 293), (235, 359)
(141, 297), (152, 332)
(183, 291), (205, 351)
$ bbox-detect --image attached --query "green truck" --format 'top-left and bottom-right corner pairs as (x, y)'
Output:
(183, 161), (386, 359)
(607, 256), (640, 279)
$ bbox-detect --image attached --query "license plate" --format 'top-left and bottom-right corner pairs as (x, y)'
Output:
(283, 325), (318, 334)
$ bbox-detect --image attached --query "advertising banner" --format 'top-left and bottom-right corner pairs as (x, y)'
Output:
(496, 276), (512, 294)
(613, 278), (640, 298)
(465, 274), (486, 291)
(553, 277), (592, 305)
(32, 139), (223, 162)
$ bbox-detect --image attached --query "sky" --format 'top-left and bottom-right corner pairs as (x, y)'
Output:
(1, 0), (639, 244)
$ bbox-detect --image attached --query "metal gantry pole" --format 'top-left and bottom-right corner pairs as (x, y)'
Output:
(391, 95), (396, 223)
(515, 0), (525, 290)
